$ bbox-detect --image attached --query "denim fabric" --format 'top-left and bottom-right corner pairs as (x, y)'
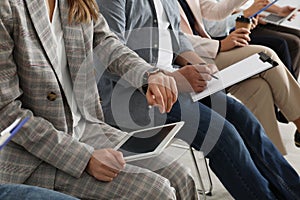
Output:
(0, 184), (78, 200)
(101, 88), (300, 200)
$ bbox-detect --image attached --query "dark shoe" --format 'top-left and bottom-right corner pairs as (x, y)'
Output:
(295, 130), (300, 148)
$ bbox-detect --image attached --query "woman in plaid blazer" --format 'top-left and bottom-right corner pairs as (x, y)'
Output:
(0, 0), (198, 199)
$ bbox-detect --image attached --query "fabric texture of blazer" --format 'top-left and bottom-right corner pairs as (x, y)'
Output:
(0, 0), (154, 187)
(179, 0), (247, 58)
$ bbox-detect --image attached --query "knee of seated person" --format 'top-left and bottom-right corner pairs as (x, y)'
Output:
(291, 38), (300, 51)
(144, 177), (176, 199)
(284, 33), (300, 49)
(166, 161), (195, 187)
(257, 45), (278, 60)
(158, 163), (195, 199)
(117, 172), (176, 199)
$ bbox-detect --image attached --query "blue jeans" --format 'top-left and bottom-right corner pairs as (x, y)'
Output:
(101, 89), (300, 199)
(169, 92), (300, 200)
(0, 184), (79, 200)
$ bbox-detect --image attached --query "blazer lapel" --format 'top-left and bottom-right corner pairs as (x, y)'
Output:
(25, 0), (59, 72)
(178, 2), (194, 35)
(58, 1), (89, 83)
(185, 0), (210, 38)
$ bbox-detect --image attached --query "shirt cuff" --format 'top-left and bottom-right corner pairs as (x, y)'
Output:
(217, 40), (222, 54)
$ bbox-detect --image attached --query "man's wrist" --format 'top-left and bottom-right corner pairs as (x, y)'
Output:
(143, 67), (164, 84)
(142, 67), (164, 94)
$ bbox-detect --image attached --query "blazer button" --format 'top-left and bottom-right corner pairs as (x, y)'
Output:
(47, 92), (57, 101)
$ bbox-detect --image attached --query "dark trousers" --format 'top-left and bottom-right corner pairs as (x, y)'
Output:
(251, 24), (300, 79)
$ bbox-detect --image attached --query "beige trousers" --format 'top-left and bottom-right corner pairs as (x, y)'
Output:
(202, 45), (300, 154)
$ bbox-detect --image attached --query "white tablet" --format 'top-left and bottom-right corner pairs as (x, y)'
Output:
(263, 5), (300, 25)
(114, 121), (184, 162)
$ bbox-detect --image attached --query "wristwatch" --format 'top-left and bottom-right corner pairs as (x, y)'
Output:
(143, 67), (162, 84)
(142, 67), (163, 93)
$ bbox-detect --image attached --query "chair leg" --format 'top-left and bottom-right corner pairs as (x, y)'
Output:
(190, 147), (213, 196)
(170, 142), (213, 199)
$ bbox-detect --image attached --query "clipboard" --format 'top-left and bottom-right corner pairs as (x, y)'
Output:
(0, 117), (30, 150)
(190, 52), (278, 102)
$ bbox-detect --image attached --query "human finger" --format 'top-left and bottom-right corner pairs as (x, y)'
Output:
(234, 28), (251, 34)
(147, 83), (166, 113)
(193, 64), (211, 74)
(169, 76), (178, 105)
(93, 170), (117, 182)
(193, 82), (207, 93)
(110, 149), (126, 168)
(161, 77), (175, 113)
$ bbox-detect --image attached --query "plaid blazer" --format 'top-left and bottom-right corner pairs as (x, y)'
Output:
(0, 0), (152, 188)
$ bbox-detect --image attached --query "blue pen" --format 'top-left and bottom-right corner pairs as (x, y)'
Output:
(10, 116), (30, 134)
(0, 116), (30, 150)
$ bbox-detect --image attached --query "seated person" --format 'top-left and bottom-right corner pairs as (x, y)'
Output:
(202, 0), (300, 79)
(97, 0), (300, 199)
(250, 1), (300, 78)
(177, 0), (300, 152)
(0, 0), (197, 199)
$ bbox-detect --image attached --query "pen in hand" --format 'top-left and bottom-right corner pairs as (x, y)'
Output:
(187, 63), (219, 80)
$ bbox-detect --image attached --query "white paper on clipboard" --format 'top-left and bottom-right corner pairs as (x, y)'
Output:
(190, 52), (277, 102)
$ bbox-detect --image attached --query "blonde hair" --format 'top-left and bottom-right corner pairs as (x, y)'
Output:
(67, 0), (99, 23)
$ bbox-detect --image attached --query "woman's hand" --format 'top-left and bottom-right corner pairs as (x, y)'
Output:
(220, 28), (251, 52)
(86, 149), (125, 182)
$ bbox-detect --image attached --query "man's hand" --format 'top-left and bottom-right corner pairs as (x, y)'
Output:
(277, 6), (297, 20)
(146, 72), (178, 113)
(86, 149), (125, 182)
(170, 64), (213, 93)
(220, 28), (251, 52)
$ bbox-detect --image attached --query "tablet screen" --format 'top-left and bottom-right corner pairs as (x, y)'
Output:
(118, 124), (176, 157)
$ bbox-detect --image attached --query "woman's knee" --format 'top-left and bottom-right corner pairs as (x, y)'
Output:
(155, 161), (197, 199)
(143, 174), (176, 199)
